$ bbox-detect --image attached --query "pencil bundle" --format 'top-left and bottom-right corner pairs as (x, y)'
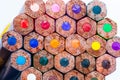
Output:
(0, 0), (118, 80)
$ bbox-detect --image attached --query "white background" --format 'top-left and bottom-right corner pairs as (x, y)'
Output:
(0, 0), (120, 80)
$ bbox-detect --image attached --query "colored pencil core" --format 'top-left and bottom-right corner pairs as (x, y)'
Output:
(16, 56), (26, 65)
(7, 36), (17, 46)
(72, 4), (81, 14)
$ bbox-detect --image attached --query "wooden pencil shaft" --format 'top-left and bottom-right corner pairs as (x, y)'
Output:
(0, 58), (20, 80)
(0, 47), (10, 71)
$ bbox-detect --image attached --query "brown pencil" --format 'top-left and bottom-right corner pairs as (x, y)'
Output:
(64, 70), (84, 80)
(33, 50), (53, 72)
(56, 15), (76, 38)
(85, 71), (105, 80)
(2, 30), (22, 52)
(76, 53), (95, 74)
(45, 33), (65, 55)
(67, 0), (86, 20)
(24, 32), (44, 54)
(43, 69), (63, 80)
(54, 51), (75, 73)
(66, 34), (86, 56)
(86, 35), (106, 57)
(77, 17), (97, 39)
(13, 13), (34, 35)
(25, 0), (45, 18)
(35, 14), (55, 36)
(96, 54), (116, 76)
(20, 67), (42, 80)
(46, 0), (66, 19)
(97, 18), (117, 39)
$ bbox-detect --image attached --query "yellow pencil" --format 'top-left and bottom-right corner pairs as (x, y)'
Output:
(0, 23), (11, 39)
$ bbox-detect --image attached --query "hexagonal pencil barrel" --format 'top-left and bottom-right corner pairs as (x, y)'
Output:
(33, 50), (54, 72)
(35, 15), (55, 36)
(76, 53), (95, 74)
(67, 0), (86, 20)
(45, 33), (65, 55)
(77, 17), (97, 39)
(24, 32), (44, 54)
(13, 13), (34, 36)
(43, 69), (63, 80)
(96, 54), (116, 76)
(64, 70), (84, 80)
(56, 15), (76, 38)
(20, 67), (42, 80)
(66, 34), (86, 56)
(106, 37), (120, 57)
(25, 0), (45, 18)
(87, 0), (107, 21)
(10, 49), (31, 71)
(97, 18), (117, 39)
(46, 0), (66, 19)
(2, 30), (23, 52)
(54, 51), (75, 73)
(85, 71), (105, 80)
(86, 35), (106, 57)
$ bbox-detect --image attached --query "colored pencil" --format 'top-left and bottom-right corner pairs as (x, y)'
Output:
(44, 33), (65, 55)
(13, 13), (34, 35)
(64, 70), (84, 80)
(76, 53), (95, 74)
(85, 71), (105, 80)
(97, 18), (117, 39)
(86, 35), (106, 57)
(25, 0), (45, 18)
(77, 17), (97, 39)
(96, 54), (116, 75)
(2, 30), (22, 52)
(66, 34), (86, 56)
(43, 69), (63, 80)
(67, 0), (86, 20)
(106, 37), (120, 57)
(33, 50), (53, 72)
(46, 0), (66, 19)
(56, 15), (76, 38)
(54, 51), (75, 73)
(87, 0), (107, 21)
(24, 32), (44, 54)
(35, 14), (55, 36)
(20, 67), (42, 80)
(11, 49), (31, 71)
